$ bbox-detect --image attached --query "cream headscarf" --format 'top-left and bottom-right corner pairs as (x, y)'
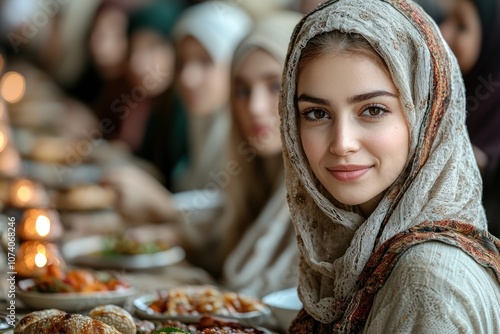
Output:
(217, 11), (303, 297)
(280, 0), (489, 325)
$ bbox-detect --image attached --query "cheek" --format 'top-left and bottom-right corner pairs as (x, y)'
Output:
(234, 103), (251, 136)
(372, 125), (409, 169)
(209, 69), (230, 101)
(300, 127), (325, 167)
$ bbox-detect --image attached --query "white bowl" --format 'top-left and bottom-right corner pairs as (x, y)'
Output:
(262, 287), (302, 332)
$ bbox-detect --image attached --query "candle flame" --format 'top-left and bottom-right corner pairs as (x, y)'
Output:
(35, 252), (48, 268)
(0, 71), (26, 103)
(35, 215), (51, 237)
(34, 244), (47, 267)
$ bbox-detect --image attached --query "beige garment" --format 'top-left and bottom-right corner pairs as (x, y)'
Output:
(280, 0), (488, 325)
(363, 241), (500, 333)
(221, 175), (298, 297)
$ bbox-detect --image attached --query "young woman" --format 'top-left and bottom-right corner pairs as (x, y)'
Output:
(279, 0), (500, 332)
(221, 11), (303, 297)
(185, 11), (302, 297)
(439, 0), (500, 236)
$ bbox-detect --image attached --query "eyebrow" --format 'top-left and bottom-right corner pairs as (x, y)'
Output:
(235, 73), (281, 84)
(297, 90), (398, 105)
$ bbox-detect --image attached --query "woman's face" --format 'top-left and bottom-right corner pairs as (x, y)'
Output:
(128, 30), (175, 96)
(89, 7), (128, 78)
(176, 36), (230, 116)
(297, 52), (410, 216)
(439, 0), (481, 74)
(233, 49), (283, 156)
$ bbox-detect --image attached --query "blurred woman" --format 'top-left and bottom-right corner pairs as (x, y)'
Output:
(215, 11), (303, 297)
(440, 0), (500, 236)
(103, 1), (251, 223)
(171, 1), (252, 191)
(101, 0), (189, 222)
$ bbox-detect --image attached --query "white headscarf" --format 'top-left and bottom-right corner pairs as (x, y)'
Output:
(280, 0), (487, 325)
(172, 1), (252, 64)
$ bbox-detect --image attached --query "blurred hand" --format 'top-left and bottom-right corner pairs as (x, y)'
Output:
(102, 164), (181, 223)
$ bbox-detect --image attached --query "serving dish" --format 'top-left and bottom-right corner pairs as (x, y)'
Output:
(262, 287), (302, 332)
(62, 235), (185, 270)
(133, 286), (271, 326)
(16, 279), (136, 312)
(135, 315), (276, 334)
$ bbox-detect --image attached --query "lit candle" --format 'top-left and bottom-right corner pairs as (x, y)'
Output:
(9, 179), (50, 209)
(34, 243), (48, 267)
(19, 209), (63, 241)
(16, 241), (65, 277)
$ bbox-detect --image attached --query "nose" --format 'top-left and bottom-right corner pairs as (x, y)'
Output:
(248, 86), (268, 116)
(329, 117), (359, 156)
(179, 62), (202, 89)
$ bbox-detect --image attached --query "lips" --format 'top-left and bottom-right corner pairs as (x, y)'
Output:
(253, 125), (272, 137)
(327, 165), (371, 182)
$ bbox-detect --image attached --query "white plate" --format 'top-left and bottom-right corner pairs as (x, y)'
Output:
(16, 279), (136, 312)
(62, 235), (185, 270)
(133, 293), (272, 325)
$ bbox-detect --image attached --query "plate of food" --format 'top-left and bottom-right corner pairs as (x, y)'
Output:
(136, 315), (276, 333)
(134, 285), (271, 325)
(16, 267), (136, 312)
(62, 233), (185, 270)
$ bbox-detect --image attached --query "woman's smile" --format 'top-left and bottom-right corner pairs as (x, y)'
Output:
(327, 165), (372, 182)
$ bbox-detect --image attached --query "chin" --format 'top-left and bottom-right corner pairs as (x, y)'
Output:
(251, 143), (282, 158)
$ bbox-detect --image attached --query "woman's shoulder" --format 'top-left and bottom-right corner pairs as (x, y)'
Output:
(363, 241), (500, 333)
(391, 240), (499, 288)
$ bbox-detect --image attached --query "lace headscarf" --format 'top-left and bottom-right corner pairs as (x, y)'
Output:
(280, 0), (498, 329)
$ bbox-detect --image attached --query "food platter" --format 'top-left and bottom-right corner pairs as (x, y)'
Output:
(135, 315), (277, 334)
(62, 235), (185, 270)
(16, 279), (136, 312)
(133, 285), (272, 326)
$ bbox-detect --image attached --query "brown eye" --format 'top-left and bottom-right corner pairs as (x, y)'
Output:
(299, 108), (330, 122)
(361, 105), (390, 119)
(313, 109), (326, 119)
(368, 107), (383, 116)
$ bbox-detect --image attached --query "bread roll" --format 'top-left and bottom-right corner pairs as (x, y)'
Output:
(14, 309), (66, 334)
(21, 313), (121, 334)
(89, 305), (136, 334)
